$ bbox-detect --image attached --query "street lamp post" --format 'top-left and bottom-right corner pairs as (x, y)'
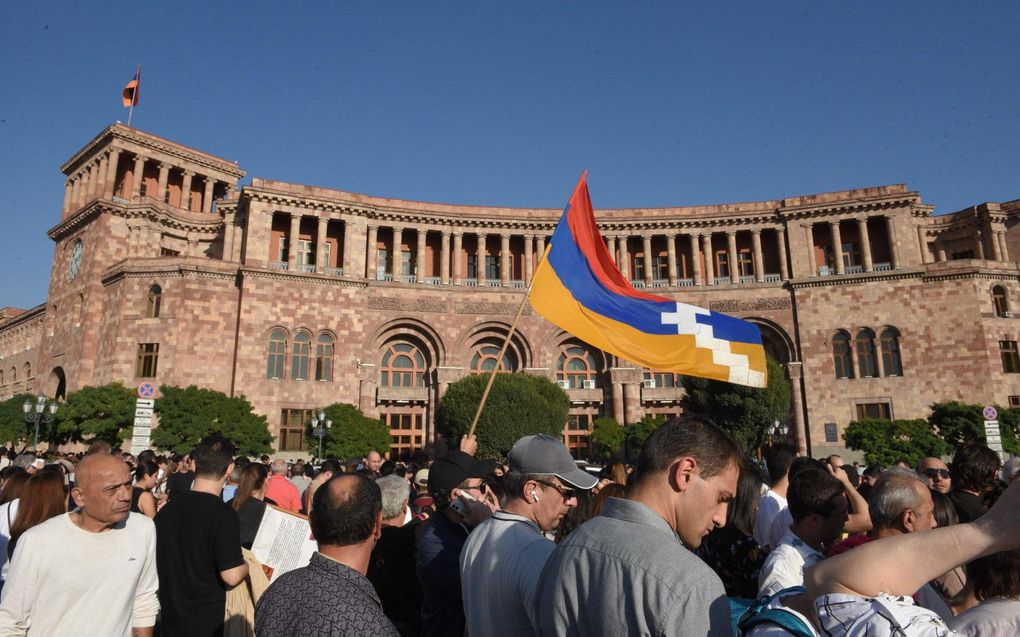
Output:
(312, 411), (332, 460)
(22, 395), (58, 450)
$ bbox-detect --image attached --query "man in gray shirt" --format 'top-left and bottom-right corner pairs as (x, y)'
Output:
(536, 416), (741, 637)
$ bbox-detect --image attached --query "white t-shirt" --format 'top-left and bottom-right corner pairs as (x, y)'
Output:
(0, 499), (19, 585)
(758, 528), (825, 597)
(950, 597), (1020, 636)
(0, 512), (159, 636)
(754, 489), (788, 549)
(460, 511), (555, 636)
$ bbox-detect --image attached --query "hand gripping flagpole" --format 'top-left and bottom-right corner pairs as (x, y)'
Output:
(466, 281), (536, 438)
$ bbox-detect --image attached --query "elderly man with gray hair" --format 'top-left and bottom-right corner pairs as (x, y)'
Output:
(367, 474), (423, 635)
(829, 466), (953, 622)
(263, 458), (301, 512)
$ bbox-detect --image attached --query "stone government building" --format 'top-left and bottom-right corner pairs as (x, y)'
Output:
(1, 123), (1018, 459)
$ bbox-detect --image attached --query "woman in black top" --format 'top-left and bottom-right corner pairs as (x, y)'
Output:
(227, 462), (271, 549)
(130, 459), (159, 518)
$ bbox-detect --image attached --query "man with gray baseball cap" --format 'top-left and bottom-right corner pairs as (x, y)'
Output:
(459, 434), (597, 637)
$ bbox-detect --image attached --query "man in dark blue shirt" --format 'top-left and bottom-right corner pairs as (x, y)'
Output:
(416, 449), (495, 637)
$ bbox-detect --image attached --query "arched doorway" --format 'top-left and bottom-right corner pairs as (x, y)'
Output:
(47, 367), (66, 401)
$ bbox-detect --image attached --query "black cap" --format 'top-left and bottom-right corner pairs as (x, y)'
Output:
(428, 450), (496, 501)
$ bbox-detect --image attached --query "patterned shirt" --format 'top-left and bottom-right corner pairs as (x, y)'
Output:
(758, 527), (825, 597)
(255, 552), (400, 637)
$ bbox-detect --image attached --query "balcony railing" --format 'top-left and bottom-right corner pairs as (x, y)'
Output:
(400, 274), (417, 283)
(270, 261), (288, 271)
(423, 276), (441, 285)
(764, 273), (782, 283)
(714, 277), (731, 285)
(325, 267), (343, 276)
(380, 273), (394, 282)
(485, 280), (503, 288)
(463, 278), (479, 287)
(845, 264), (864, 274)
(297, 264), (316, 273)
(677, 278), (695, 287)
(630, 280), (647, 288)
(873, 262), (893, 271)
(739, 275), (757, 284)
(511, 280), (526, 288)
(652, 279), (670, 288)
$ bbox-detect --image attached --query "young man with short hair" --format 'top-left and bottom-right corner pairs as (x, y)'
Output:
(155, 435), (247, 636)
(536, 416), (741, 636)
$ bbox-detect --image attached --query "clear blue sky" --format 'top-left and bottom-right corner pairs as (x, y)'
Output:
(2, 2), (1018, 308)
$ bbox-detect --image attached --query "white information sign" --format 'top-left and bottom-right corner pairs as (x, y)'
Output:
(984, 420), (1003, 453)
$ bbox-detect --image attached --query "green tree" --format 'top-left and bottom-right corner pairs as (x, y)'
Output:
(55, 383), (136, 447)
(590, 417), (625, 463)
(436, 373), (570, 459)
(154, 385), (274, 457)
(304, 403), (390, 460)
(682, 356), (791, 453)
(625, 415), (665, 460)
(843, 418), (951, 467)
(0, 393), (37, 446)
(929, 401), (1020, 455)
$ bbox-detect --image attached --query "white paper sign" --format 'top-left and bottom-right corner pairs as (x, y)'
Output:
(250, 505), (317, 581)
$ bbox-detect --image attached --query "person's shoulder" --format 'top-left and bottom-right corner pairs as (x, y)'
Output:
(23, 512), (71, 541)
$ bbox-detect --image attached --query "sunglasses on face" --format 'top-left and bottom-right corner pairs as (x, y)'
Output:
(459, 481), (488, 495)
(534, 479), (578, 501)
(924, 468), (950, 479)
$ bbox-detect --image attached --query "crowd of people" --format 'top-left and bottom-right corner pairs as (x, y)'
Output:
(0, 418), (1015, 636)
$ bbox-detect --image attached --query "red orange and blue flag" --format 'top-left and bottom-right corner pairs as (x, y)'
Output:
(530, 173), (768, 387)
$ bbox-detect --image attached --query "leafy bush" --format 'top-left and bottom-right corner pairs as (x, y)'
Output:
(305, 403), (391, 460)
(55, 383), (136, 447)
(843, 418), (951, 467)
(590, 417), (625, 462)
(929, 401), (1020, 455)
(154, 385), (274, 456)
(625, 415), (665, 460)
(0, 393), (37, 446)
(436, 373), (569, 459)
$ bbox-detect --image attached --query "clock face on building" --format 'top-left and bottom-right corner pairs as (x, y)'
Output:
(68, 239), (83, 281)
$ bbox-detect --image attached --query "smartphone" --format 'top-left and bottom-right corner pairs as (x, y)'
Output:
(449, 491), (476, 517)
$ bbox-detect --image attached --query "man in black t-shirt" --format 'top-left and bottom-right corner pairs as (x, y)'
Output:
(156, 435), (247, 637)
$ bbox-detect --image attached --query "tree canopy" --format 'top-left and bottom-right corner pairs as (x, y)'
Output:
(625, 415), (665, 461)
(929, 401), (1020, 455)
(436, 372), (570, 459)
(55, 383), (136, 447)
(304, 403), (390, 460)
(842, 418), (951, 467)
(682, 356), (790, 453)
(154, 385), (274, 456)
(0, 393), (36, 447)
(590, 417), (625, 463)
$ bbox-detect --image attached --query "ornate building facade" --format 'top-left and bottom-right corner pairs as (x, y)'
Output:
(1, 124), (1018, 459)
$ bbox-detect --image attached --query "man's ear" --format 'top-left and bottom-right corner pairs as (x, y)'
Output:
(901, 508), (916, 533)
(70, 485), (86, 509)
(223, 462), (235, 481)
(374, 510), (384, 540)
(668, 457), (698, 493)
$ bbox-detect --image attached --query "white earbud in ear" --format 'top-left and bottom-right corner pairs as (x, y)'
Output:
(532, 490), (540, 502)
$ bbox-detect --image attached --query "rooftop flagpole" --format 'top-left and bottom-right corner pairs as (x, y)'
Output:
(125, 65), (140, 126)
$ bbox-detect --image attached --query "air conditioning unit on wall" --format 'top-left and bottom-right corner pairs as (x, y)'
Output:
(582, 379), (597, 390)
(643, 379), (657, 388)
(556, 380), (571, 390)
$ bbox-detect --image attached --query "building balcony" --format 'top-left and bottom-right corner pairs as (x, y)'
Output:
(738, 275), (756, 284)
(463, 278), (479, 287)
(714, 277), (731, 285)
(296, 264), (316, 273)
(270, 261), (288, 271)
(485, 280), (502, 288)
(641, 385), (685, 402)
(325, 267), (343, 276)
(873, 262), (893, 271)
(377, 386), (429, 402)
(511, 279), (526, 288)
(631, 280), (647, 288)
(566, 388), (603, 403)
(399, 274), (416, 284)
(422, 276), (441, 285)
(764, 273), (782, 282)
(652, 279), (670, 288)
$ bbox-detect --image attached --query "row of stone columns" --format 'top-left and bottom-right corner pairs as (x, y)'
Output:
(812, 216), (899, 274)
(63, 149), (223, 216)
(925, 227), (1010, 264)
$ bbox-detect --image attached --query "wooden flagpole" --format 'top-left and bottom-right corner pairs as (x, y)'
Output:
(466, 283), (534, 438)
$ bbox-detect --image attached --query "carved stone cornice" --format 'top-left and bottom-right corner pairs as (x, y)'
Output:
(239, 267), (369, 288)
(788, 268), (923, 289)
(61, 124), (245, 179)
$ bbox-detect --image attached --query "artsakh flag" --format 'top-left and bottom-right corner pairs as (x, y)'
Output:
(530, 173), (768, 387)
(122, 66), (141, 108)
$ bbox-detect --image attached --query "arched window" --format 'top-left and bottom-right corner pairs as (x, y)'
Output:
(470, 338), (517, 374)
(10, 367), (16, 383)
(832, 331), (854, 379)
(993, 285), (1010, 317)
(880, 328), (903, 377)
(556, 343), (600, 389)
(315, 334), (334, 382)
(266, 329), (287, 380)
(146, 285), (162, 318)
(380, 342), (427, 387)
(856, 328), (878, 378)
(292, 332), (311, 381)
(23, 363), (31, 380)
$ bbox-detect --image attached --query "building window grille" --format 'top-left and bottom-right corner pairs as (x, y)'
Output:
(380, 342), (427, 388)
(267, 329), (287, 380)
(292, 333), (311, 381)
(880, 328), (903, 376)
(856, 329), (878, 378)
(832, 331), (854, 379)
(136, 343), (159, 378)
(1000, 340), (1020, 374)
(315, 334), (334, 382)
(146, 285), (162, 318)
